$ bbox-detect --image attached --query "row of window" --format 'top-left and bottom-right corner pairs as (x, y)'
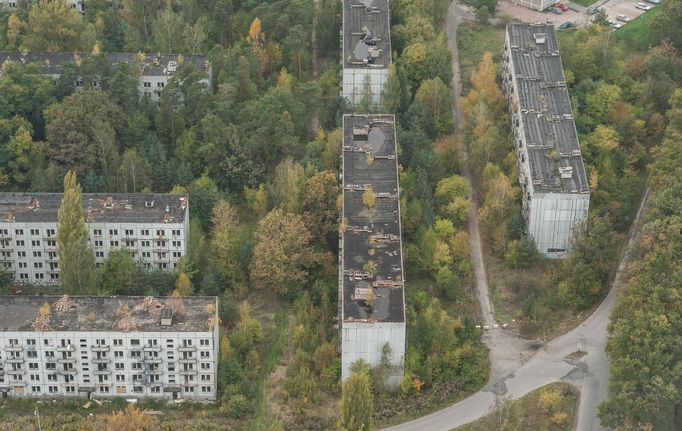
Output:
(18, 385), (214, 394)
(5, 338), (211, 348)
(0, 228), (183, 238)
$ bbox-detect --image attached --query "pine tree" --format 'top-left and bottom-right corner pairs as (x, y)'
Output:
(338, 365), (374, 431)
(57, 171), (95, 294)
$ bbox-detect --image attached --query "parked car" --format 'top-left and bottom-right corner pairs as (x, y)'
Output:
(646, 0), (660, 4)
(609, 20), (623, 28)
(616, 14), (631, 22)
(559, 21), (575, 29)
(555, 3), (569, 11)
(635, 2), (652, 10)
(587, 6), (599, 14)
(548, 6), (563, 14)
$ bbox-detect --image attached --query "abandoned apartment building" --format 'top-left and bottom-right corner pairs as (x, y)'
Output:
(342, 0), (391, 107)
(0, 0), (85, 13)
(502, 23), (590, 258)
(340, 114), (406, 383)
(0, 52), (212, 101)
(0, 295), (219, 400)
(0, 193), (189, 284)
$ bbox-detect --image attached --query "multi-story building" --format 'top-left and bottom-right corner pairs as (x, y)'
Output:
(0, 193), (189, 284)
(0, 52), (212, 101)
(0, 295), (219, 400)
(342, 0), (392, 107)
(340, 114), (405, 384)
(502, 24), (590, 258)
(508, 0), (554, 12)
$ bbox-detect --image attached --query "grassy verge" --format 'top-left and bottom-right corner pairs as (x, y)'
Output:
(570, 0), (596, 7)
(454, 382), (579, 431)
(457, 21), (505, 93)
(614, 1), (664, 50)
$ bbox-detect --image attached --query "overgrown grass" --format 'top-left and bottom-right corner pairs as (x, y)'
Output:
(570, 0), (596, 7)
(457, 22), (505, 93)
(614, 2), (665, 51)
(454, 382), (579, 431)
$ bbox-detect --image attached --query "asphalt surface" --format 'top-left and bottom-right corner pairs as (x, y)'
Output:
(382, 3), (652, 429)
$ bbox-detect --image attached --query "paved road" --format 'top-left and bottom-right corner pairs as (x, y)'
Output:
(382, 3), (652, 429)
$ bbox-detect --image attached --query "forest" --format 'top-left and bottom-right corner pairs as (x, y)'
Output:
(0, 0), (488, 429)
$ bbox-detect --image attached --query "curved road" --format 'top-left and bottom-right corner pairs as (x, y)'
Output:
(383, 3), (651, 430)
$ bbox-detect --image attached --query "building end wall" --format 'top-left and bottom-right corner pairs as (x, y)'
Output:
(528, 192), (590, 258)
(341, 321), (405, 386)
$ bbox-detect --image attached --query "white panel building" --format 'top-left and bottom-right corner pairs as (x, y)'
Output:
(0, 0), (84, 13)
(502, 24), (590, 258)
(340, 114), (405, 384)
(342, 0), (391, 107)
(507, 0), (554, 12)
(0, 52), (212, 101)
(0, 295), (219, 400)
(0, 193), (189, 284)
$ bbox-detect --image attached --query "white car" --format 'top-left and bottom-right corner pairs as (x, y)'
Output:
(610, 21), (623, 28)
(635, 2), (651, 10)
(616, 14), (631, 22)
(646, 0), (660, 4)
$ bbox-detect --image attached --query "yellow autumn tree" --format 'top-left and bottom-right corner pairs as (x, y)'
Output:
(105, 404), (154, 431)
(363, 186), (376, 208)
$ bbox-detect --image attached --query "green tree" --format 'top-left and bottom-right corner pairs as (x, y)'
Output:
(476, 5), (490, 25)
(249, 209), (314, 297)
(210, 199), (243, 291)
(338, 364), (373, 431)
(414, 77), (453, 137)
(173, 272), (194, 296)
(100, 248), (138, 295)
(57, 171), (95, 294)
(22, 0), (86, 52)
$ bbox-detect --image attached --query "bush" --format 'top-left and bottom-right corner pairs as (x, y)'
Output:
(221, 394), (254, 419)
(551, 410), (569, 425)
(538, 386), (563, 412)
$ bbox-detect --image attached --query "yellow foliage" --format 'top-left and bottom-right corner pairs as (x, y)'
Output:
(39, 302), (50, 316)
(91, 42), (102, 56)
(276, 68), (294, 89)
(177, 53), (184, 65)
(412, 377), (424, 394)
(538, 386), (563, 412)
(219, 334), (231, 361)
(106, 404), (154, 431)
(248, 17), (262, 43)
(363, 186), (376, 208)
(173, 272), (193, 297)
(551, 410), (569, 425)
(589, 169), (599, 194)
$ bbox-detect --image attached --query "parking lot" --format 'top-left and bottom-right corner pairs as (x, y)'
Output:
(497, 0), (653, 28)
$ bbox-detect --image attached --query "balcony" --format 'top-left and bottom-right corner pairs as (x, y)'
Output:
(179, 370), (197, 375)
(8, 380), (26, 386)
(57, 369), (78, 375)
(7, 369), (25, 375)
(178, 346), (195, 352)
(143, 345), (161, 352)
(91, 345), (110, 352)
(57, 357), (77, 363)
(92, 358), (111, 364)
(178, 358), (195, 363)
(143, 357), (162, 364)
(145, 369), (163, 375)
(4, 346), (23, 352)
(5, 358), (24, 363)
(94, 369), (111, 375)
(57, 345), (75, 352)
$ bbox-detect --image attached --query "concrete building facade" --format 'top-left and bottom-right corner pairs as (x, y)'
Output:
(342, 0), (391, 107)
(0, 193), (189, 284)
(0, 52), (212, 101)
(510, 0), (554, 12)
(0, 295), (219, 400)
(0, 0), (84, 13)
(502, 23), (590, 258)
(340, 114), (405, 383)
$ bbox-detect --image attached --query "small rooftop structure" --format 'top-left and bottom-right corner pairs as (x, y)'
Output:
(506, 23), (588, 194)
(343, 0), (392, 70)
(0, 193), (188, 224)
(0, 296), (217, 332)
(341, 114), (405, 323)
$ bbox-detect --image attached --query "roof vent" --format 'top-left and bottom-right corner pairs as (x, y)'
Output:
(534, 33), (546, 44)
(167, 61), (178, 72)
(104, 197), (114, 209)
(559, 166), (573, 179)
(145, 200), (155, 208)
(160, 307), (173, 326)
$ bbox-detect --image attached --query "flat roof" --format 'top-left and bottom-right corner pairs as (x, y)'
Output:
(0, 52), (210, 78)
(341, 114), (405, 323)
(0, 296), (217, 332)
(0, 193), (187, 224)
(507, 23), (589, 194)
(342, 0), (392, 70)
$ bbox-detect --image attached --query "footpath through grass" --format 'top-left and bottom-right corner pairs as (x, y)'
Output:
(457, 21), (505, 93)
(454, 382), (579, 431)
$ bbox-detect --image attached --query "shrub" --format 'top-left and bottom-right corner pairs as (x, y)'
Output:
(551, 410), (569, 425)
(538, 386), (563, 412)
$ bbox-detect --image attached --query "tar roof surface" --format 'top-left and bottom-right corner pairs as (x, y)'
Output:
(0, 52), (210, 77)
(343, 0), (392, 69)
(0, 296), (217, 332)
(507, 23), (589, 193)
(341, 114), (405, 323)
(0, 193), (187, 224)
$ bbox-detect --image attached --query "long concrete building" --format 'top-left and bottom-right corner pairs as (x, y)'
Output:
(0, 295), (219, 400)
(502, 23), (589, 258)
(0, 52), (212, 101)
(340, 114), (405, 383)
(0, 193), (189, 284)
(1, 0), (85, 13)
(342, 0), (392, 107)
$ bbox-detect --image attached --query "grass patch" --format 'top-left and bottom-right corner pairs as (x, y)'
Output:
(455, 382), (579, 431)
(570, 0), (596, 7)
(457, 22), (505, 93)
(614, 2), (665, 51)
